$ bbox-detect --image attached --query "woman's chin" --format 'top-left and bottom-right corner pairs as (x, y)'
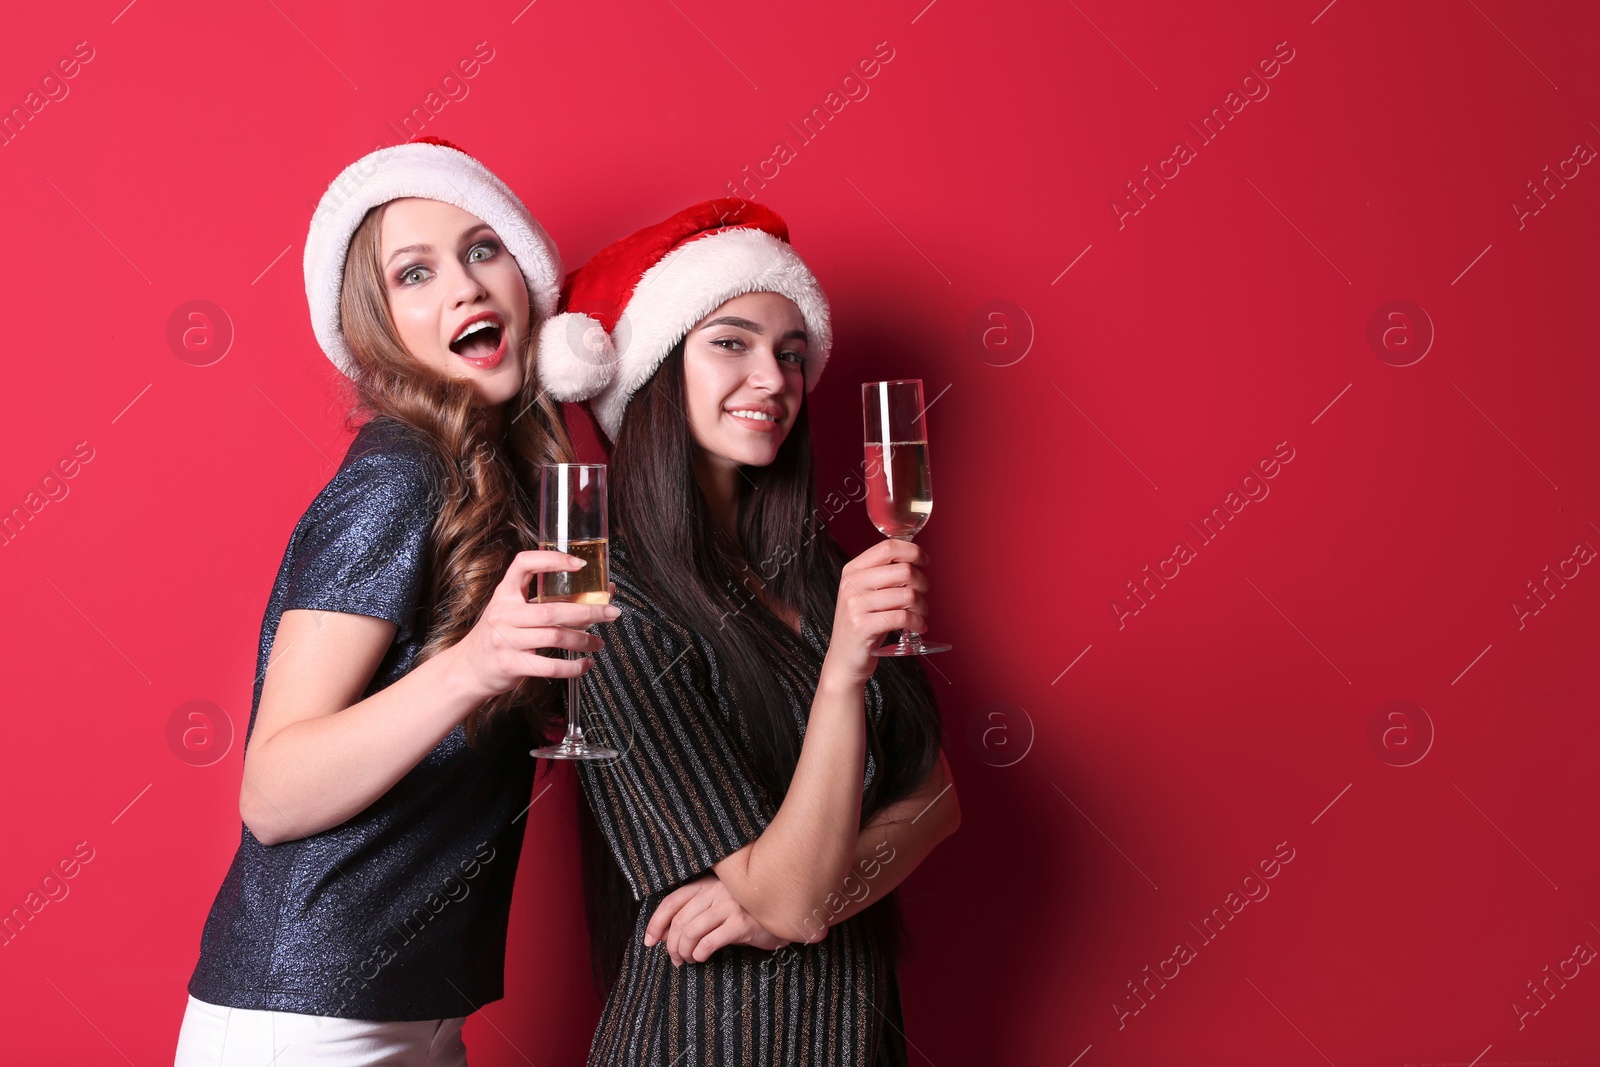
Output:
(472, 368), (523, 408)
(714, 430), (786, 467)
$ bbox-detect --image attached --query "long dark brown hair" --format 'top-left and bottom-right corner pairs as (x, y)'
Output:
(578, 339), (943, 993)
(336, 200), (573, 745)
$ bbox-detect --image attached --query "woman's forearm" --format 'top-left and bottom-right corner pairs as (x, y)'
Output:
(792, 750), (960, 938)
(648, 753), (959, 963)
(713, 670), (868, 938)
(240, 644), (488, 846)
(241, 556), (602, 847)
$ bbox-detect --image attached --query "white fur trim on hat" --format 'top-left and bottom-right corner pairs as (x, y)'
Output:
(302, 142), (562, 378)
(589, 228), (831, 439)
(535, 311), (619, 402)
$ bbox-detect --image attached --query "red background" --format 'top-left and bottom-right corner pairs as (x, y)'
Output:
(2, 0), (1597, 1063)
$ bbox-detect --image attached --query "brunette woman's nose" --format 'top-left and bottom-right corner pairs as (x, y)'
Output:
(747, 348), (785, 392)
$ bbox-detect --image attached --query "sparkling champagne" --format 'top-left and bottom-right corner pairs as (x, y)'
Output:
(864, 441), (932, 539)
(537, 537), (611, 604)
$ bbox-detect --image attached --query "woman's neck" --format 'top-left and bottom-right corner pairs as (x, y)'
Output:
(690, 455), (803, 635)
(694, 452), (741, 545)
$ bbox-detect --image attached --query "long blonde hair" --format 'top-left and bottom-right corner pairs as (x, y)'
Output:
(336, 200), (573, 746)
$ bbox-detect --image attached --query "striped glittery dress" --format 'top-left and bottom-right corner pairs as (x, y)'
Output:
(576, 537), (911, 1066)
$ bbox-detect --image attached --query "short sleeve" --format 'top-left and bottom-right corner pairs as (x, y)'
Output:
(280, 438), (439, 642)
(577, 603), (776, 900)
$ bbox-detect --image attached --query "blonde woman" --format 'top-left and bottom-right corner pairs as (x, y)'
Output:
(175, 138), (611, 1066)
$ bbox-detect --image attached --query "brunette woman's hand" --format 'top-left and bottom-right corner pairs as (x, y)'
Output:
(821, 539), (931, 688)
(645, 873), (790, 966)
(447, 550), (620, 700)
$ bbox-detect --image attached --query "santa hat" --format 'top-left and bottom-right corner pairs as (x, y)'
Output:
(538, 198), (832, 439)
(303, 136), (570, 386)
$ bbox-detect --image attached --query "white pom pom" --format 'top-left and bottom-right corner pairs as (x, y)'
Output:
(535, 313), (618, 402)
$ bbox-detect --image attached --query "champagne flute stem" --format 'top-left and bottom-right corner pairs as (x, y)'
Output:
(565, 650), (583, 745)
(895, 534), (919, 652)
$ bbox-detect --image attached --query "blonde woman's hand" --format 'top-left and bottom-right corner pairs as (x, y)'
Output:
(448, 550), (620, 700)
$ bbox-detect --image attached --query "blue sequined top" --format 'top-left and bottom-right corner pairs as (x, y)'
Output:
(187, 416), (537, 1021)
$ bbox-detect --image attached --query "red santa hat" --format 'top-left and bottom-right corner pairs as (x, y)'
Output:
(538, 198), (832, 439)
(303, 136), (570, 387)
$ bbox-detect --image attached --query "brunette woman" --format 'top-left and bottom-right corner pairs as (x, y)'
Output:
(538, 199), (961, 1065)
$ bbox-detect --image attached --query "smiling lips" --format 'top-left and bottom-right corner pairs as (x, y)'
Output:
(449, 312), (506, 369)
(726, 405), (782, 433)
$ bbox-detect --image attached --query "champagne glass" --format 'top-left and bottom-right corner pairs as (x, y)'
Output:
(530, 463), (618, 760)
(863, 380), (950, 656)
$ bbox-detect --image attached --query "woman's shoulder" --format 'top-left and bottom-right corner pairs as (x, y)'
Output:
(604, 539), (699, 645)
(327, 418), (440, 500)
(294, 418), (442, 540)
(345, 416), (438, 475)
(605, 538), (662, 614)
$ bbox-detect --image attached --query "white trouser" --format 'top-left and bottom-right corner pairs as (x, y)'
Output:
(174, 994), (468, 1066)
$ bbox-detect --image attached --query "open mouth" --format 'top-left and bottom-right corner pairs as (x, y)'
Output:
(449, 319), (504, 363)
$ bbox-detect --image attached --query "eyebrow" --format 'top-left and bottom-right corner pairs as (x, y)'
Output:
(699, 316), (808, 342)
(384, 223), (497, 268)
